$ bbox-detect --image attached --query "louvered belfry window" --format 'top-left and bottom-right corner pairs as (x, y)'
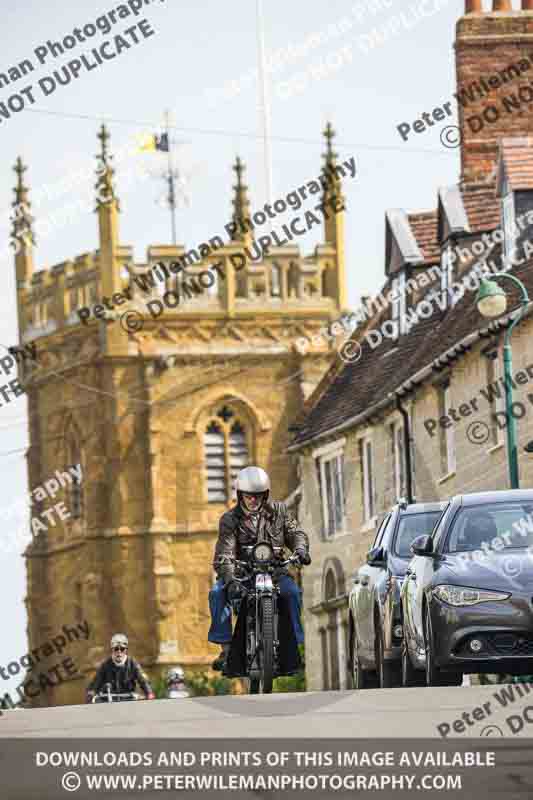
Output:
(204, 406), (250, 503)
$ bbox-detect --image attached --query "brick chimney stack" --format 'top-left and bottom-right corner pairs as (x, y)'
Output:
(456, 1), (533, 183)
(465, 0), (483, 11)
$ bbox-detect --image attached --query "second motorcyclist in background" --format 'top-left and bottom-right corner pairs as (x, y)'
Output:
(86, 633), (155, 702)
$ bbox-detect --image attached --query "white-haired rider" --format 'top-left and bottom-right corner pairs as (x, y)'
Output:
(86, 634), (155, 702)
(208, 466), (311, 671)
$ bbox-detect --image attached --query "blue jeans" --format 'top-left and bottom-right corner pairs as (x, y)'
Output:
(208, 575), (304, 645)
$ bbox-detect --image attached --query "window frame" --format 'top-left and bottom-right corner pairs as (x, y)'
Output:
(318, 449), (346, 538)
(359, 436), (375, 523)
(204, 407), (251, 505)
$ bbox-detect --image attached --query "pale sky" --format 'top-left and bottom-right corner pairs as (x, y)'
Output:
(0, 0), (464, 696)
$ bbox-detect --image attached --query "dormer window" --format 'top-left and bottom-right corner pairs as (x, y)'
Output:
(502, 190), (516, 262)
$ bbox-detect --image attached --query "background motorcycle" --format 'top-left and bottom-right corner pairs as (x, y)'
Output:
(91, 682), (141, 703)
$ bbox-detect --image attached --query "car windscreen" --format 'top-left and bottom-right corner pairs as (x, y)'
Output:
(393, 511), (443, 558)
(446, 503), (533, 553)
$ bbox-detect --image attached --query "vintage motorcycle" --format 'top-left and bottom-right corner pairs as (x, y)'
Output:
(91, 682), (141, 703)
(224, 542), (308, 694)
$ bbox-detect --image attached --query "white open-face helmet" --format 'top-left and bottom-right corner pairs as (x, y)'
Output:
(110, 633), (128, 665)
(166, 666), (185, 685)
(235, 466), (270, 511)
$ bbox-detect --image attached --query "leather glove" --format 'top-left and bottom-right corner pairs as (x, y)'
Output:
(294, 548), (311, 566)
(225, 580), (243, 603)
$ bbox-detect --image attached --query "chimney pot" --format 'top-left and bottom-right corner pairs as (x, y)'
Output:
(465, 0), (483, 11)
(493, 0), (512, 9)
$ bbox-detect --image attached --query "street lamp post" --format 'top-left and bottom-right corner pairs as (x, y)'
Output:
(476, 274), (531, 489)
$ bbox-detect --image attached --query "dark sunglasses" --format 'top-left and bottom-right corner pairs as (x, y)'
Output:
(112, 646), (127, 652)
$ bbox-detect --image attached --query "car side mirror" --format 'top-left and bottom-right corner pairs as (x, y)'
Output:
(366, 546), (387, 567)
(411, 535), (434, 557)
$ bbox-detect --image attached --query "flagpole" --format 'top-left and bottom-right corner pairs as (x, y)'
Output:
(256, 0), (273, 207)
(165, 109), (177, 245)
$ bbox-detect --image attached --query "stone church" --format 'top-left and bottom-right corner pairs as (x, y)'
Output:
(12, 123), (348, 705)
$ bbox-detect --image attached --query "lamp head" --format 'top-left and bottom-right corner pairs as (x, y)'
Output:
(476, 278), (507, 319)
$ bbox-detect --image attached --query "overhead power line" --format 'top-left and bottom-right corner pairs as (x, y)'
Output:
(24, 107), (455, 157)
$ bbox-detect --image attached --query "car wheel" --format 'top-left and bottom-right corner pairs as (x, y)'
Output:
(401, 633), (425, 687)
(352, 624), (378, 690)
(376, 624), (401, 689)
(424, 606), (462, 687)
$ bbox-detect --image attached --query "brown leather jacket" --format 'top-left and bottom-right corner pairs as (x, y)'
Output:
(213, 501), (309, 584)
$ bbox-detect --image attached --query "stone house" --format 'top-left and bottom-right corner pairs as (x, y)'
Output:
(288, 0), (533, 692)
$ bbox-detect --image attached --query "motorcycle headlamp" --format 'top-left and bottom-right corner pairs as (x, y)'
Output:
(253, 542), (274, 564)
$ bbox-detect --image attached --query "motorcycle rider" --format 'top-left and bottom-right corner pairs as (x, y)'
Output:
(86, 633), (155, 702)
(208, 466), (311, 671)
(166, 666), (189, 699)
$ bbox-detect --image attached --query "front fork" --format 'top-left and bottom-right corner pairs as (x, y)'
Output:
(248, 576), (279, 675)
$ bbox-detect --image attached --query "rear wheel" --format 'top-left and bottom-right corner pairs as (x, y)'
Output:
(424, 606), (462, 687)
(401, 635), (425, 687)
(352, 622), (379, 690)
(260, 596), (274, 694)
(376, 625), (401, 688)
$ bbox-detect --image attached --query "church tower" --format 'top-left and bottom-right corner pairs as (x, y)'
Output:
(17, 124), (348, 705)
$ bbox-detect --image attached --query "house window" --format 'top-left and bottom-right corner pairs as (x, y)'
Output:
(359, 438), (375, 522)
(503, 192), (516, 263)
(390, 422), (406, 501)
(204, 406), (250, 503)
(438, 382), (456, 476)
(486, 352), (505, 447)
(317, 450), (345, 537)
(391, 270), (406, 339)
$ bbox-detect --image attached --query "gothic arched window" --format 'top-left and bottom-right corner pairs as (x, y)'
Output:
(65, 429), (84, 521)
(204, 406), (250, 503)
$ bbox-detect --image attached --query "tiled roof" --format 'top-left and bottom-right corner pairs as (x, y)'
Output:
(407, 211), (439, 263)
(498, 138), (533, 192)
(460, 182), (501, 231)
(290, 242), (533, 450)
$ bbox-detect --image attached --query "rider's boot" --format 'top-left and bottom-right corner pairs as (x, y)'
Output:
(211, 642), (230, 671)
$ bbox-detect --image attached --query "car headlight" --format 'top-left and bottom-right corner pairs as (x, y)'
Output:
(433, 585), (511, 607)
